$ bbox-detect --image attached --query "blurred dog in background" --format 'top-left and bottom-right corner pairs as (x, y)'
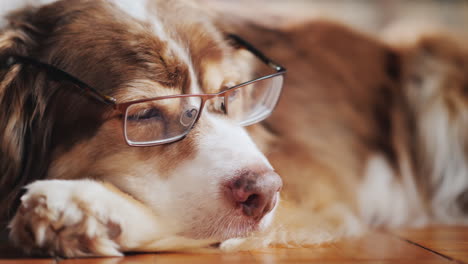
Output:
(0, 0), (467, 257)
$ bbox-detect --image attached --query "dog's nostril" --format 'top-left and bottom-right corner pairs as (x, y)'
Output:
(245, 194), (259, 205)
(242, 194), (260, 217)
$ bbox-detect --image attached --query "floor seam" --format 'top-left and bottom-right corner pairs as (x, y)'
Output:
(394, 235), (465, 264)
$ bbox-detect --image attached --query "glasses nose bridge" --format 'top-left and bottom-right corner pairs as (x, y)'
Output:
(203, 91), (228, 104)
(206, 90), (227, 100)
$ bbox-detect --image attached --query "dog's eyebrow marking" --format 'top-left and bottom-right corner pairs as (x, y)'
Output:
(116, 79), (179, 102)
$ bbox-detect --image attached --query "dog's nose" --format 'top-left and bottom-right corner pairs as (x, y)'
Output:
(227, 170), (282, 220)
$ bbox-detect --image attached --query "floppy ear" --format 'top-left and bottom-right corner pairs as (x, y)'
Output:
(0, 7), (117, 223)
(0, 9), (52, 221)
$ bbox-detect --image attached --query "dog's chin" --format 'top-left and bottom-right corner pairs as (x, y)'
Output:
(181, 215), (262, 241)
(180, 199), (278, 241)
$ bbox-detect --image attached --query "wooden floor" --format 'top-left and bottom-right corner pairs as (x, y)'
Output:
(0, 226), (467, 264)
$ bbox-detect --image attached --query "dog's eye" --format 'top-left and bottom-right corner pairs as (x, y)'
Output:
(127, 108), (162, 121)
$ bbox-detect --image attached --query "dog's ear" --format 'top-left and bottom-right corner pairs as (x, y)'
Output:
(0, 8), (50, 221)
(0, 7), (114, 222)
(0, 7), (81, 221)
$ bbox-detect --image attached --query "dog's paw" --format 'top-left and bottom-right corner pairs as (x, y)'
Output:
(9, 180), (124, 257)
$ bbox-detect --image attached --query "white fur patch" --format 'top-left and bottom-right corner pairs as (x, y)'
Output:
(359, 155), (427, 227)
(420, 102), (468, 223)
(108, 113), (278, 240)
(153, 114), (275, 238)
(359, 155), (406, 226)
(110, 0), (149, 23)
(403, 51), (468, 224)
(9, 179), (216, 256)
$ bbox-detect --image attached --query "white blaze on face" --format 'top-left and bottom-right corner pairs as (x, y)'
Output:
(111, 0), (200, 94)
(103, 0), (278, 236)
(145, 114), (275, 239)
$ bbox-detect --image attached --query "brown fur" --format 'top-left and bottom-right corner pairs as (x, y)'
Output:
(0, 0), (233, 220)
(2, 0), (468, 256)
(241, 21), (468, 223)
(226, 21), (407, 212)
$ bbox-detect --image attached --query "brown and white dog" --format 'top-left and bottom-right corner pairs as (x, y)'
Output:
(1, 0), (467, 257)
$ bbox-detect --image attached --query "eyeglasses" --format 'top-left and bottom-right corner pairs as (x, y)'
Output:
(5, 34), (286, 146)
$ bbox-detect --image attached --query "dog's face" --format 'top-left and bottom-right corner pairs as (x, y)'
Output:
(0, 0), (281, 240)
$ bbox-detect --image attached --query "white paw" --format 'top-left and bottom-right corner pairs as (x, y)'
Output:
(220, 236), (271, 252)
(9, 180), (124, 257)
(219, 237), (249, 252)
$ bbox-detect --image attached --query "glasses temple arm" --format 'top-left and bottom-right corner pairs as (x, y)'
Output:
(227, 34), (286, 73)
(4, 55), (117, 106)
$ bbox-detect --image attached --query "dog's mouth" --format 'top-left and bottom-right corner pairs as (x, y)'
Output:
(180, 192), (279, 240)
(178, 170), (282, 240)
(179, 215), (261, 241)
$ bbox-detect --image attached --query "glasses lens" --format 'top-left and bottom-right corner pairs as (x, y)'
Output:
(124, 96), (202, 145)
(226, 75), (283, 126)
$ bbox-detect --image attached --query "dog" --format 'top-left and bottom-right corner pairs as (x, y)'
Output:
(1, 0), (467, 257)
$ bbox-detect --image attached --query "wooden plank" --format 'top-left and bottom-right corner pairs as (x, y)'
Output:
(59, 252), (258, 264)
(0, 230), (458, 264)
(0, 260), (55, 264)
(56, 232), (452, 264)
(250, 232), (452, 264)
(393, 226), (468, 263)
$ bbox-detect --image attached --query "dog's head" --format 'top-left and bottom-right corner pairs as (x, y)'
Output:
(0, 0), (283, 240)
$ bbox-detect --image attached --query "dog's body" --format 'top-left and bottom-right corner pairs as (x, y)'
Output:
(1, 0), (468, 257)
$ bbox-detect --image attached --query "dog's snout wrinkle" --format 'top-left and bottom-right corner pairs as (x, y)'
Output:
(227, 169), (282, 220)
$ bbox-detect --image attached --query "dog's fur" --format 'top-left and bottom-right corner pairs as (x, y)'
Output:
(1, 0), (468, 257)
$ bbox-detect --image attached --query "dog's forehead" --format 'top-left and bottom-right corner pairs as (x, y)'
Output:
(108, 0), (229, 98)
(109, 0), (198, 98)
(43, 0), (228, 101)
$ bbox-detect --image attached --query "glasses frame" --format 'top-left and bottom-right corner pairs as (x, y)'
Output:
(4, 34), (286, 147)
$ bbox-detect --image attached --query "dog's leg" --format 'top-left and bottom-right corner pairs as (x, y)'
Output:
(9, 179), (213, 257)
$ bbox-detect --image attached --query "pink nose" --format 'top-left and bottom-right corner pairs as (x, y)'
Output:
(227, 169), (282, 220)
